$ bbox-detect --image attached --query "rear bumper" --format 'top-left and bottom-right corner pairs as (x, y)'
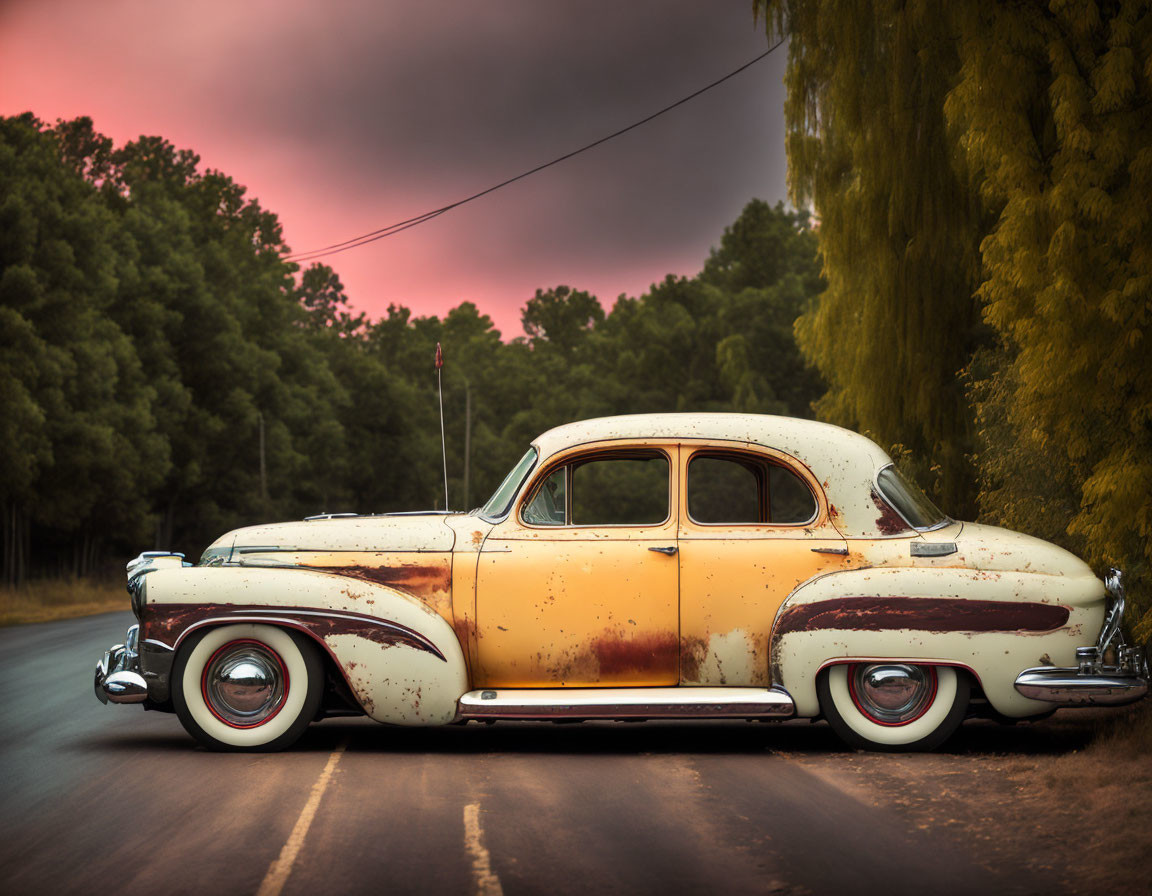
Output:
(1014, 656), (1148, 706)
(1014, 567), (1148, 707)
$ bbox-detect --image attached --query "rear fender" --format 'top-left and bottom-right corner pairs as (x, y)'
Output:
(770, 566), (1105, 718)
(142, 565), (468, 725)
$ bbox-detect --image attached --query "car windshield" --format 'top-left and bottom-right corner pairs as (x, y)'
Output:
(479, 448), (537, 520)
(876, 465), (949, 530)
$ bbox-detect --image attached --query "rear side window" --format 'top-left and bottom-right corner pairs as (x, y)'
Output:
(687, 452), (816, 525)
(876, 465), (948, 530)
(688, 456), (762, 523)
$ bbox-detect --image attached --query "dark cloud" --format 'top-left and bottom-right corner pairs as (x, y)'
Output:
(0, 0), (789, 329)
(202, 1), (789, 261)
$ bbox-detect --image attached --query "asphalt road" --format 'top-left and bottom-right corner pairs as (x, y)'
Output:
(0, 613), (1089, 896)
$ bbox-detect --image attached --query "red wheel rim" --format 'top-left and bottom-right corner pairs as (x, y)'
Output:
(846, 663), (938, 727)
(200, 639), (290, 729)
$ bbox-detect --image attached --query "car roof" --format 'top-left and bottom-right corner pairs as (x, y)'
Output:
(531, 413), (900, 538)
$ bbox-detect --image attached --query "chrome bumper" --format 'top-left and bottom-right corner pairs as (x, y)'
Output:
(1014, 567), (1149, 707)
(94, 624), (148, 705)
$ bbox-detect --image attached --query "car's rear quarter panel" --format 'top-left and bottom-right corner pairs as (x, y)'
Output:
(772, 564), (1105, 717)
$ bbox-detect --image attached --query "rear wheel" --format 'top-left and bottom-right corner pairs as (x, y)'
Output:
(172, 624), (323, 751)
(818, 662), (969, 752)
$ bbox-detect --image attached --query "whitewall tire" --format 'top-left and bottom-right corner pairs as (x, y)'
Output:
(172, 624), (323, 751)
(818, 662), (969, 752)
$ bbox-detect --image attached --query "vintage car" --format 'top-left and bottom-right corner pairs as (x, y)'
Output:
(94, 413), (1148, 751)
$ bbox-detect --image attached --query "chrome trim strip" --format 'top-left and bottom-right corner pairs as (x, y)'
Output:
(457, 686), (795, 720)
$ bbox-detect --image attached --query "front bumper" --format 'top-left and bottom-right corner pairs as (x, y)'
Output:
(1014, 567), (1149, 707)
(94, 624), (148, 704)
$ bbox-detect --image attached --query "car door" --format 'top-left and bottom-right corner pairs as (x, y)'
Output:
(677, 445), (850, 687)
(475, 444), (680, 687)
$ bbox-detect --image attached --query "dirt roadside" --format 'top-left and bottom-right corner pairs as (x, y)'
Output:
(780, 703), (1152, 894)
(0, 580), (126, 626)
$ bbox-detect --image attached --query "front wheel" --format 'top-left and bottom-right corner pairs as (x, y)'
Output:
(172, 624), (324, 751)
(818, 662), (969, 752)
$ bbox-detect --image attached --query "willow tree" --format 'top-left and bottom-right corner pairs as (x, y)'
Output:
(947, 1), (1152, 637)
(753, 1), (987, 516)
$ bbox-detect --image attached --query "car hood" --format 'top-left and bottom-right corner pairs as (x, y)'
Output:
(205, 513), (458, 557)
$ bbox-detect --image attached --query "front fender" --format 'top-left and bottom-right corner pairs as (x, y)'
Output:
(142, 565), (468, 725)
(770, 565), (1105, 718)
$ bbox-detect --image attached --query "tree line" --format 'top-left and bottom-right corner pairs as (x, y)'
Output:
(0, 113), (822, 583)
(754, 0), (1151, 641)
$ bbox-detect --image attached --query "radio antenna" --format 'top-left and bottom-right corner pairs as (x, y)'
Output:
(435, 343), (449, 510)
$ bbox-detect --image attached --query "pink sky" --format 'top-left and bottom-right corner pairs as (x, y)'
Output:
(0, 0), (789, 337)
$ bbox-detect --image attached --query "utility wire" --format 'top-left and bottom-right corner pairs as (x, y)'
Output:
(286, 36), (787, 264)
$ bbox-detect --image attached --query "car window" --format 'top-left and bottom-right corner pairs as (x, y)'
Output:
(687, 451), (816, 525)
(876, 465), (948, 530)
(769, 464), (817, 523)
(571, 453), (669, 526)
(688, 456), (764, 523)
(522, 467), (566, 526)
(480, 448), (536, 519)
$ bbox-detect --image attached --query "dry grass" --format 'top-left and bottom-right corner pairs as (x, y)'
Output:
(0, 579), (128, 626)
(1038, 701), (1152, 892)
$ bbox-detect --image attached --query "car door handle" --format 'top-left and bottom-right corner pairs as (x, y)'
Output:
(648, 546), (678, 555)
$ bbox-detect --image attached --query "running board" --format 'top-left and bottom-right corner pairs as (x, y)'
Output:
(457, 686), (795, 721)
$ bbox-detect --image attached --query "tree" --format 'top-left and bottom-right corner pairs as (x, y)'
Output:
(0, 115), (168, 580)
(521, 285), (604, 358)
(754, 0), (988, 516)
(947, 1), (1152, 638)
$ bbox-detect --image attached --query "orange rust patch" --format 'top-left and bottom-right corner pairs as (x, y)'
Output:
(301, 559), (453, 619)
(452, 615), (477, 648)
(592, 630), (679, 677)
(305, 560), (450, 594)
(538, 628), (680, 684)
(470, 530), (485, 545)
(679, 635), (708, 683)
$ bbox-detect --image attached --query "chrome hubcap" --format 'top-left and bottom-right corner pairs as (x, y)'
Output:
(203, 641), (287, 728)
(849, 663), (936, 725)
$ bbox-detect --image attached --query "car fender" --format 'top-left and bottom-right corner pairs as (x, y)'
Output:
(770, 565), (1105, 718)
(141, 565), (468, 725)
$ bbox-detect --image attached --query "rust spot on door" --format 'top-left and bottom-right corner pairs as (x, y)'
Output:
(591, 630), (679, 677)
(679, 635), (708, 682)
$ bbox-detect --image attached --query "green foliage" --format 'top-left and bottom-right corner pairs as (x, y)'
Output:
(946, 0), (1152, 639)
(760, 0), (1152, 638)
(754, 0), (988, 517)
(0, 115), (822, 579)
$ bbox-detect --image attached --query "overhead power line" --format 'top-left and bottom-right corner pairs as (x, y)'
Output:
(286, 36), (788, 264)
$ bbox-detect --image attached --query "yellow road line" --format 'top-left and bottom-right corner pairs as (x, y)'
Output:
(463, 802), (504, 896)
(257, 741), (347, 896)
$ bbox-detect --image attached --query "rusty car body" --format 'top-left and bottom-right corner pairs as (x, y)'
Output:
(94, 413), (1149, 751)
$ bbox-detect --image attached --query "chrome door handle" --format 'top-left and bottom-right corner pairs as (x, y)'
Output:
(648, 546), (678, 555)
